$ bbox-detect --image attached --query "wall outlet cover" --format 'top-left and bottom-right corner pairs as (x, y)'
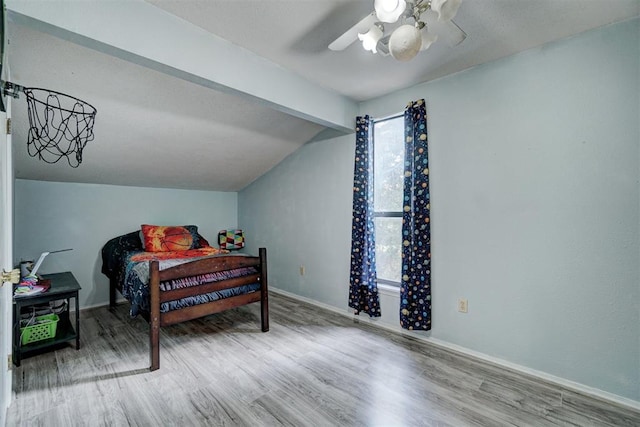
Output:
(458, 298), (468, 313)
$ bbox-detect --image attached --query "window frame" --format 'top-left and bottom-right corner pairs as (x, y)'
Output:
(372, 113), (404, 287)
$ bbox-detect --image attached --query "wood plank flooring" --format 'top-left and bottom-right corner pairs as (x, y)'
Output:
(8, 293), (640, 426)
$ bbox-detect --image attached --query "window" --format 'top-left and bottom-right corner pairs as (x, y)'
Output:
(373, 115), (404, 286)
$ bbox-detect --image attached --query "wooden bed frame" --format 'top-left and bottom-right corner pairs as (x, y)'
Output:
(110, 248), (269, 371)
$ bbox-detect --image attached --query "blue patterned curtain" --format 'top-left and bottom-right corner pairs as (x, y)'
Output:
(400, 100), (431, 330)
(348, 116), (381, 317)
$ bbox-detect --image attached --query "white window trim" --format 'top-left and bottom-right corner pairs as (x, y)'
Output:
(378, 282), (400, 296)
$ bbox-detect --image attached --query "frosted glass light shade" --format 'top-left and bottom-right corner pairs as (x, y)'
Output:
(389, 24), (422, 61)
(420, 31), (438, 51)
(358, 25), (384, 53)
(431, 0), (462, 21)
(374, 0), (406, 23)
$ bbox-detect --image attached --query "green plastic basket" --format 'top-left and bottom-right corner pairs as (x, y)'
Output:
(20, 314), (59, 345)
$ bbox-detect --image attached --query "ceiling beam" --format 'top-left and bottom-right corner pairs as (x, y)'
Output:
(6, 0), (356, 133)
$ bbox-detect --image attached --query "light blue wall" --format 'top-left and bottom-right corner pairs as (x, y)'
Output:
(240, 132), (354, 310)
(239, 18), (640, 401)
(14, 180), (237, 309)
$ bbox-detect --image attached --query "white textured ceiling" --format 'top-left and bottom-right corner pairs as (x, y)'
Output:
(147, 0), (640, 101)
(6, 0), (640, 191)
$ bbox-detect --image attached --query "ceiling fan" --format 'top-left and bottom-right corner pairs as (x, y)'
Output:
(328, 0), (466, 62)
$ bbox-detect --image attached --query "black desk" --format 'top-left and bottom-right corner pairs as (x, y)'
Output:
(13, 271), (81, 366)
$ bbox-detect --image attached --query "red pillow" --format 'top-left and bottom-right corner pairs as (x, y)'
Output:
(141, 225), (196, 252)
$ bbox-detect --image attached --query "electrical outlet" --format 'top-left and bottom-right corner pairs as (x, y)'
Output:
(458, 298), (468, 313)
(299, 266), (305, 276)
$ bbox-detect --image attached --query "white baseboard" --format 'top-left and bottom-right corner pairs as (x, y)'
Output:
(81, 297), (127, 312)
(269, 287), (640, 412)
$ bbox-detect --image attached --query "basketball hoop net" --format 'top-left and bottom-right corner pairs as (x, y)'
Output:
(2, 82), (97, 167)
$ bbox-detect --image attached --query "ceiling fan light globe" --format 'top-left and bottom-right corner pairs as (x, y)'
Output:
(380, 0), (399, 12)
(374, 0), (406, 23)
(389, 24), (422, 61)
(420, 31), (438, 51)
(358, 25), (384, 53)
(431, 0), (462, 22)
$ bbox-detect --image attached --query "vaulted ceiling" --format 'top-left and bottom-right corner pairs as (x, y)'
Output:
(5, 0), (639, 191)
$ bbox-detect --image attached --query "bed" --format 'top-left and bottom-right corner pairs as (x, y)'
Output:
(101, 227), (269, 371)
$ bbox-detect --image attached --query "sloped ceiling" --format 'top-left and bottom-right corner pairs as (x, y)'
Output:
(8, 25), (326, 191)
(5, 0), (639, 191)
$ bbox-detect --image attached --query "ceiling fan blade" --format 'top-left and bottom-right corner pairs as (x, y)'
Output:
(328, 12), (377, 51)
(440, 19), (467, 46)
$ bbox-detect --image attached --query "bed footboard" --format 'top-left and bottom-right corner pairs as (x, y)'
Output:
(149, 248), (268, 371)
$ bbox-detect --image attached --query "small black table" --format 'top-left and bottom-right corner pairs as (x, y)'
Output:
(13, 271), (81, 366)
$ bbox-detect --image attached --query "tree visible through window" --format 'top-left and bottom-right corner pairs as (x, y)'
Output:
(373, 115), (404, 286)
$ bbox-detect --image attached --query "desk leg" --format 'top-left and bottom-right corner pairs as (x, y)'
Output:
(13, 302), (21, 367)
(75, 293), (80, 350)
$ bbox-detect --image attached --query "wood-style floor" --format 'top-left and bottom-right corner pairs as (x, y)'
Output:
(8, 293), (640, 426)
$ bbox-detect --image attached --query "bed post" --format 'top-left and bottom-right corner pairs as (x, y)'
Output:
(149, 260), (161, 371)
(109, 278), (117, 310)
(259, 247), (269, 332)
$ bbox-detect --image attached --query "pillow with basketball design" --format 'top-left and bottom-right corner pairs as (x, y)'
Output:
(141, 224), (201, 252)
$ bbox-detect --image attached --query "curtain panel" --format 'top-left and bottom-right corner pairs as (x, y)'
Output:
(400, 100), (432, 330)
(348, 116), (381, 317)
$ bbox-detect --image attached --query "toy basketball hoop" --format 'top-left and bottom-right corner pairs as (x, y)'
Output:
(24, 87), (97, 168)
(2, 81), (97, 167)
(0, 0), (97, 167)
